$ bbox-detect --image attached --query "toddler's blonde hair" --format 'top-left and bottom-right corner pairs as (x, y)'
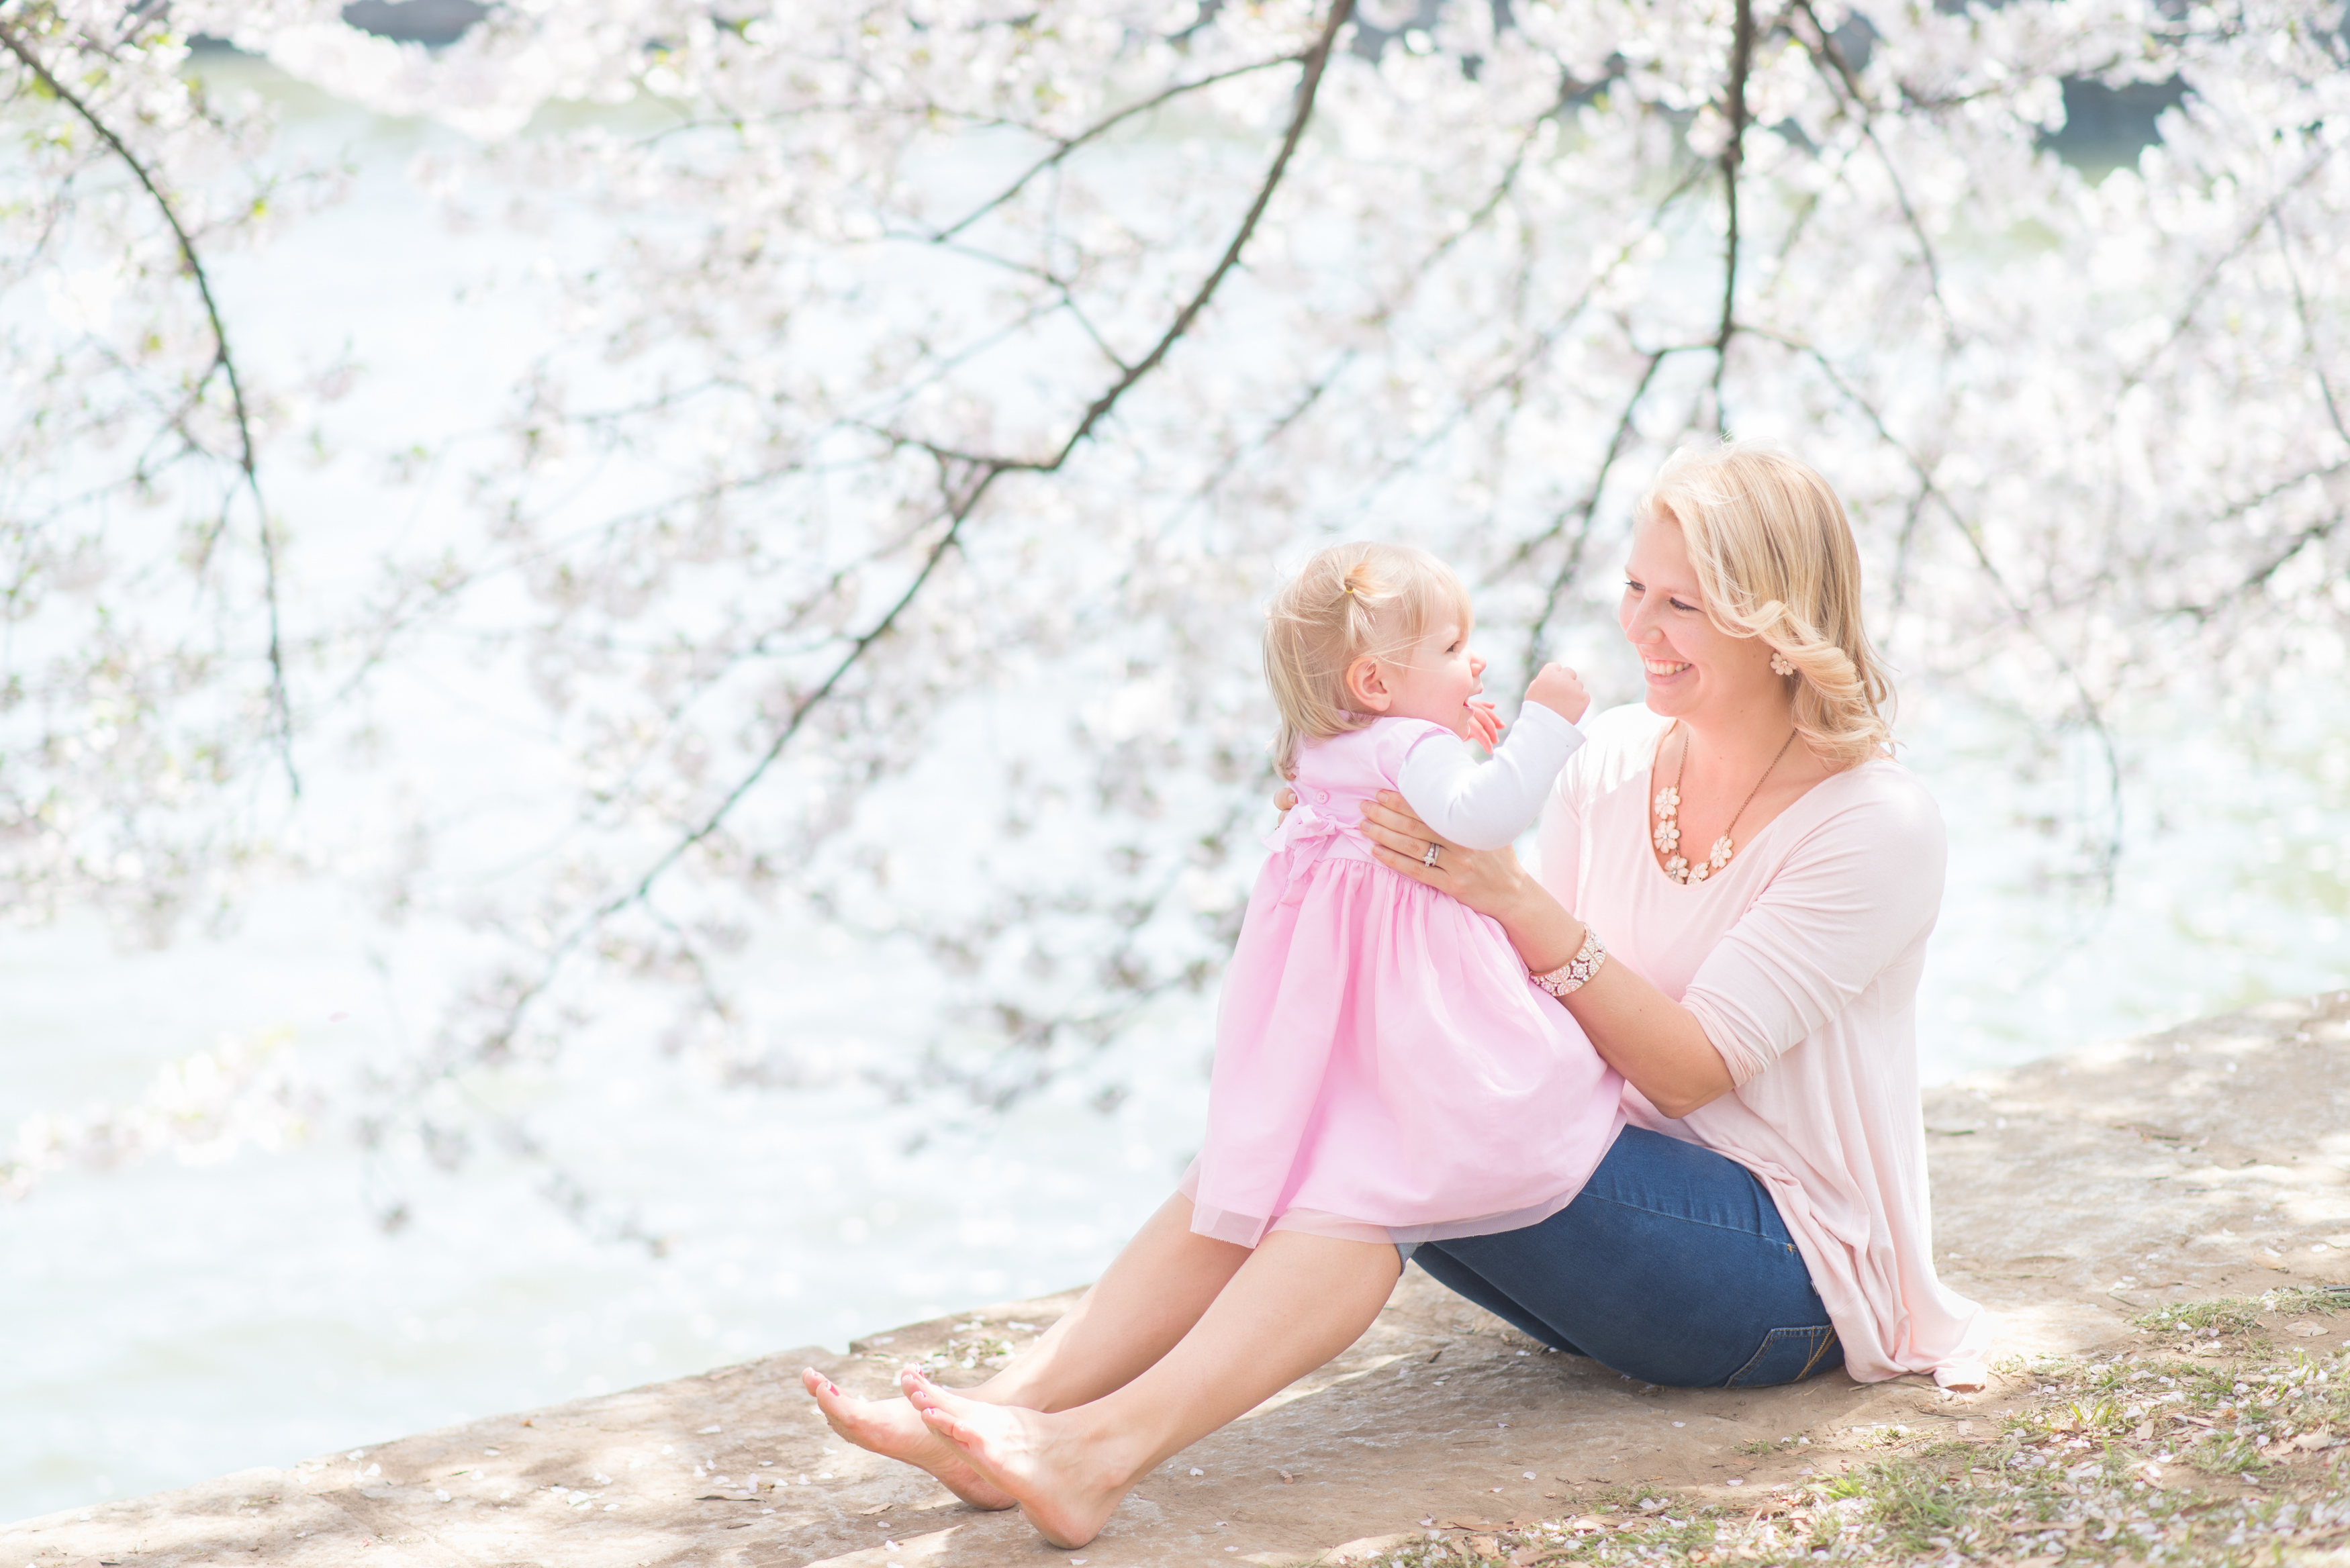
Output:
(1640, 441), (1894, 769)
(1264, 542), (1474, 775)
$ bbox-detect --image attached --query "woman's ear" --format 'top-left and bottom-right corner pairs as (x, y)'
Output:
(1344, 654), (1392, 714)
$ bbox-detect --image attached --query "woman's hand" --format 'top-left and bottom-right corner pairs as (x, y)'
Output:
(1362, 789), (1734, 1118)
(1358, 791), (1538, 925)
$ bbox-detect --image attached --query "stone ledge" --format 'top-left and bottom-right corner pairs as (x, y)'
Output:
(8, 992), (2347, 1568)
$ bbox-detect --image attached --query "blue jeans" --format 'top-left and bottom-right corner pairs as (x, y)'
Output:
(1413, 1126), (1844, 1388)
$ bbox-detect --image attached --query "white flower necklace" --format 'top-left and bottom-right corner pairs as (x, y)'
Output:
(1652, 723), (1798, 885)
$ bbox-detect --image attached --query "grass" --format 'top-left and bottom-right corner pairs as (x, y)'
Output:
(1339, 1287), (2349, 1567)
(1735, 1436), (1799, 1457)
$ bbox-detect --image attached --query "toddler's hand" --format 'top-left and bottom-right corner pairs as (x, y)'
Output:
(1527, 663), (1590, 723)
(1466, 699), (1502, 750)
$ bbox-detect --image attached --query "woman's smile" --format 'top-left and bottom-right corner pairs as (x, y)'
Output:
(1642, 657), (1693, 679)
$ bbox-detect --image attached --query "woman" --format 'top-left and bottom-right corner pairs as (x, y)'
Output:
(1378, 442), (1989, 1393)
(802, 442), (1987, 1546)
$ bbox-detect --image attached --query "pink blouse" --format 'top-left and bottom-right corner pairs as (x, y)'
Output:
(1540, 705), (1991, 1387)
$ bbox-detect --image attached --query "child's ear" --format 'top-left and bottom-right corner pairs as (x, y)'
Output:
(1344, 654), (1391, 713)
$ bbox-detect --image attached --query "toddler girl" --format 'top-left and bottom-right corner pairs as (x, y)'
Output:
(804, 542), (1626, 1549)
(1186, 540), (1626, 1248)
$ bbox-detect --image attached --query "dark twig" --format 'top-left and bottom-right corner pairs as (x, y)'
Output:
(1887, 485), (1930, 621)
(2153, 456), (2350, 623)
(1514, 349), (1672, 675)
(475, 0), (1360, 1067)
(1754, 325), (2126, 906)
(1790, 0), (1954, 335)
(0, 18), (300, 794)
(1039, 1), (1355, 471)
(2272, 211), (2350, 450)
(2144, 215), (2350, 625)
(2169, 513), (2344, 622)
(1711, 0), (1757, 430)
(1346, 165), (1712, 507)
(1141, 65), (1613, 537)
(936, 56), (1303, 242)
(2116, 140), (2337, 401)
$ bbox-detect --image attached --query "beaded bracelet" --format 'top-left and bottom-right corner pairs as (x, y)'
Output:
(1531, 924), (1606, 998)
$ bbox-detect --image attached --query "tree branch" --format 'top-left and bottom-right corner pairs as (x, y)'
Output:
(1789, 0), (1955, 338)
(1515, 348), (1672, 673)
(1711, 0), (1756, 431)
(1751, 325), (2125, 905)
(935, 55), (1304, 242)
(0, 16), (300, 795)
(2115, 138), (2337, 400)
(2271, 211), (2350, 451)
(1044, 0), (1356, 470)
(2153, 456), (2350, 622)
(1344, 165), (1712, 508)
(469, 0), (1360, 1070)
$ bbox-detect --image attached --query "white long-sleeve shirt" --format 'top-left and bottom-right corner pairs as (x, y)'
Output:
(1395, 700), (1585, 850)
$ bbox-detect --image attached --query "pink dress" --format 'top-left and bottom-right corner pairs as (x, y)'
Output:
(1184, 718), (1626, 1248)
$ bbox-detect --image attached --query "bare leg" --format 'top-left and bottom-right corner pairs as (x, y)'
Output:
(984, 1195), (1254, 1411)
(803, 1193), (1250, 1508)
(906, 1228), (1401, 1546)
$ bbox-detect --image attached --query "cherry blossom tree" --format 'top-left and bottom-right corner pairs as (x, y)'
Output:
(0, 0), (323, 938)
(5, 0), (2345, 1224)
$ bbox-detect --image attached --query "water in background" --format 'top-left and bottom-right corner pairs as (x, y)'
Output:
(5, 60), (2348, 1527)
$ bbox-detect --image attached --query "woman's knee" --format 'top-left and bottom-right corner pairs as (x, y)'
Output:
(1409, 1244), (1587, 1356)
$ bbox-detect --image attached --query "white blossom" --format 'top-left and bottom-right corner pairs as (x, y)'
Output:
(3, 0), (2345, 1218)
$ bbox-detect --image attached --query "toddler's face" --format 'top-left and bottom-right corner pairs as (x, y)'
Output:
(1379, 618), (1487, 738)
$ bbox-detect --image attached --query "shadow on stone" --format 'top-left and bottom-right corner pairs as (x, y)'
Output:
(7, 991), (2346, 1565)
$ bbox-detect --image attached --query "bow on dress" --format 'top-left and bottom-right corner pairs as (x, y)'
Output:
(1266, 802), (1370, 905)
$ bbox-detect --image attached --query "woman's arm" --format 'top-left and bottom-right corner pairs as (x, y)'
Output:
(1359, 792), (1733, 1118)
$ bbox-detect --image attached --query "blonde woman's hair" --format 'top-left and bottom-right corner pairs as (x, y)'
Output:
(1264, 542), (1474, 775)
(1639, 442), (1894, 769)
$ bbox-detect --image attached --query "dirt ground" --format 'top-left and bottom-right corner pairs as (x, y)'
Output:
(7, 991), (2345, 1568)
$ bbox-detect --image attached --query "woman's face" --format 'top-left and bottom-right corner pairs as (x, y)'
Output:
(1618, 510), (1778, 725)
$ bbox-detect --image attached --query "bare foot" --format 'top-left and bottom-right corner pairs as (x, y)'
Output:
(904, 1369), (1131, 1548)
(800, 1367), (1017, 1510)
